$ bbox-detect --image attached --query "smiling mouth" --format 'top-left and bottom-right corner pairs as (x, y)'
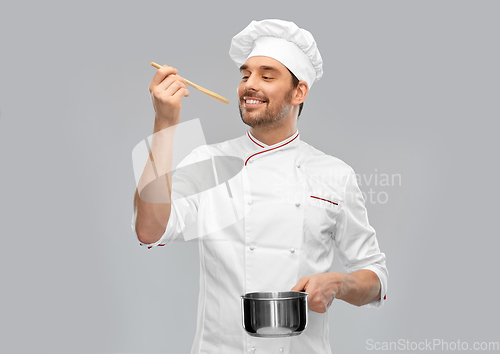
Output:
(242, 96), (266, 108)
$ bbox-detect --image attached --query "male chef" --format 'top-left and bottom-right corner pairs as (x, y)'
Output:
(132, 19), (388, 354)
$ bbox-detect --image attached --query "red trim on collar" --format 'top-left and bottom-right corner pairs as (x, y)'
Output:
(245, 133), (299, 166)
(247, 131), (265, 148)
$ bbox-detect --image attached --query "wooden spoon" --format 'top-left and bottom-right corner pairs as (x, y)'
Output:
(151, 62), (229, 104)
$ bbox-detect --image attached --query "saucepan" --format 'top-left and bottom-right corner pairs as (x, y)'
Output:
(241, 291), (308, 338)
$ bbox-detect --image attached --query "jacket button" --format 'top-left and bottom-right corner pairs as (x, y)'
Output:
(250, 245), (255, 251)
(295, 202), (300, 207)
(250, 347), (256, 352)
(290, 248), (295, 253)
(248, 200), (253, 205)
(296, 164), (300, 168)
(279, 348), (284, 353)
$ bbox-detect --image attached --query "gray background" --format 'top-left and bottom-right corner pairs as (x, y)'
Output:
(1, 0), (498, 353)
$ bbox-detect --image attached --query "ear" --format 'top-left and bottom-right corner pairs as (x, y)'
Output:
(291, 81), (309, 106)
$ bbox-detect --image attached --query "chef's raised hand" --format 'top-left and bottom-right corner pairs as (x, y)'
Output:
(291, 272), (346, 313)
(149, 65), (190, 126)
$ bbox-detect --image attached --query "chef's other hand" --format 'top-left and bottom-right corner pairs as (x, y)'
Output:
(291, 272), (345, 313)
(149, 65), (189, 126)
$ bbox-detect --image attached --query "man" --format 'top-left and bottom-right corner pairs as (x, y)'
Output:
(132, 19), (388, 354)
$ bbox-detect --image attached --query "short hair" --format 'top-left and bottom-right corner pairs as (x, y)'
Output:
(288, 69), (304, 118)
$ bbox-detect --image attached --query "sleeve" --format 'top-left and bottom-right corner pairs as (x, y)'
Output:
(333, 167), (388, 308)
(131, 146), (206, 249)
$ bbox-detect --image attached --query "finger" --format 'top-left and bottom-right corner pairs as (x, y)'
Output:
(150, 65), (179, 91)
(172, 87), (189, 100)
(151, 79), (185, 102)
(308, 302), (322, 313)
(155, 75), (188, 98)
(155, 73), (184, 93)
(164, 80), (188, 98)
(291, 276), (309, 292)
(309, 297), (328, 314)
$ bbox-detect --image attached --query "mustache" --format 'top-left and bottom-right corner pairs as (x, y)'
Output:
(240, 92), (268, 101)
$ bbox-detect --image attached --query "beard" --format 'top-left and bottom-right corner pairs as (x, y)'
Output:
(239, 89), (293, 128)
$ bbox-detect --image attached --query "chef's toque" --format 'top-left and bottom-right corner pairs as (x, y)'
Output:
(229, 19), (323, 89)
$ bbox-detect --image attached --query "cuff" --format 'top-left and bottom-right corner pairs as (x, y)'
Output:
(130, 204), (180, 249)
(360, 265), (388, 309)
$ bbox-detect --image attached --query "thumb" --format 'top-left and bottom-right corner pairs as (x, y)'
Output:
(291, 276), (309, 292)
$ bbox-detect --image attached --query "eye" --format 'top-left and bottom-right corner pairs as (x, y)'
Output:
(241, 76), (249, 81)
(262, 76), (272, 80)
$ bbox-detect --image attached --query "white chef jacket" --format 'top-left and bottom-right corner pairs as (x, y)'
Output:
(131, 129), (388, 354)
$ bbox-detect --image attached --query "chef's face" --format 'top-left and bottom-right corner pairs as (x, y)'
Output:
(238, 56), (297, 128)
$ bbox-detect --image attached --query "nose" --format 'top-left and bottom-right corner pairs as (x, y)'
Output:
(244, 74), (259, 92)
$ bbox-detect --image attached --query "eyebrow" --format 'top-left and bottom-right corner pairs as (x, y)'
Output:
(239, 64), (280, 73)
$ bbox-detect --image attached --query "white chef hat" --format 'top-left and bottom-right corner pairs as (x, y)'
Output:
(229, 19), (323, 89)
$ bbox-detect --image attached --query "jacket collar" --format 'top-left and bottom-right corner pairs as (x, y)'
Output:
(244, 130), (301, 165)
(246, 130), (300, 149)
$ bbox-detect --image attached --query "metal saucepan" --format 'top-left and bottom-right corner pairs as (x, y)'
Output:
(241, 291), (308, 338)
